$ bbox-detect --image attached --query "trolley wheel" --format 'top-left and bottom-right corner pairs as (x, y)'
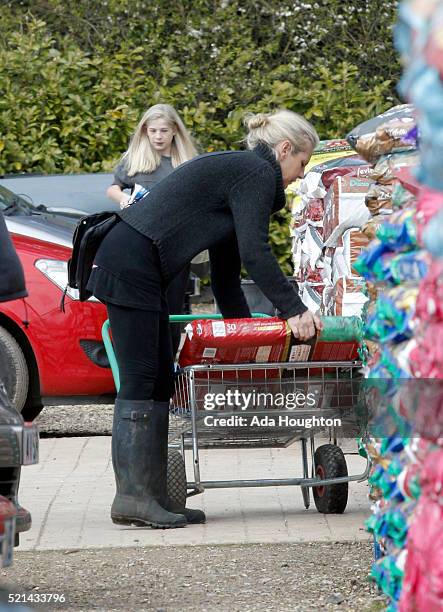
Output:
(313, 444), (348, 514)
(167, 449), (187, 508)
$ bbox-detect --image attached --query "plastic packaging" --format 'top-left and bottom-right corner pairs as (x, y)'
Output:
(179, 317), (293, 368)
(308, 154), (366, 175)
(366, 342), (413, 380)
(399, 448), (443, 612)
(392, 182), (417, 210)
(127, 183), (149, 205)
(377, 251), (428, 285)
(422, 203), (443, 256)
(409, 322), (443, 378)
(318, 315), (363, 342)
(346, 104), (417, 163)
(416, 186), (443, 224)
(304, 198), (324, 223)
(320, 165), (371, 191)
(366, 285), (418, 344)
(314, 139), (354, 154)
(425, 4), (443, 76)
(403, 378), (443, 441)
(323, 175), (372, 246)
(415, 260), (443, 322)
(369, 151), (420, 185)
(362, 215), (386, 241)
(353, 241), (390, 279)
(355, 248), (429, 285)
(399, 56), (443, 192)
(376, 208), (418, 251)
(365, 183), (394, 215)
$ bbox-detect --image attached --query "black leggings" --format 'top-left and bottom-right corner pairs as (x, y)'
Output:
(107, 301), (175, 402)
(166, 264), (190, 357)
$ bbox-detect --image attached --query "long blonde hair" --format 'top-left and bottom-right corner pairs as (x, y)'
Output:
(244, 109), (319, 154)
(122, 104), (197, 176)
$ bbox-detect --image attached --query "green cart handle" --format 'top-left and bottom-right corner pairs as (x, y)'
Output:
(168, 313), (269, 322)
(102, 313), (363, 392)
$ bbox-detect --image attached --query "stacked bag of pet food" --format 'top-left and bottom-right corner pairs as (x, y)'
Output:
(350, 102), (423, 373)
(395, 1), (443, 610)
(364, 435), (422, 607)
(347, 104), (424, 612)
(289, 139), (374, 318)
(350, 1), (443, 609)
(322, 169), (372, 318)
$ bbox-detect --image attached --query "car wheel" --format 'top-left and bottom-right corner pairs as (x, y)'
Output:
(0, 326), (29, 413)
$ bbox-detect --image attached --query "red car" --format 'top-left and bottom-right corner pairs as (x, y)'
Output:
(0, 185), (115, 421)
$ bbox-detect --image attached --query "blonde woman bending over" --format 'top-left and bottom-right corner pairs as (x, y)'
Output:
(88, 109), (322, 530)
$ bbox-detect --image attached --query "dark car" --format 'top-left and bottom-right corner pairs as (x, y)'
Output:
(0, 380), (38, 563)
(0, 495), (15, 567)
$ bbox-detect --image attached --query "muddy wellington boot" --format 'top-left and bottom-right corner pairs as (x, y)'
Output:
(156, 401), (206, 525)
(110, 399), (186, 529)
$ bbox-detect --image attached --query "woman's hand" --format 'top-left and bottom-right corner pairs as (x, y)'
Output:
(287, 310), (323, 341)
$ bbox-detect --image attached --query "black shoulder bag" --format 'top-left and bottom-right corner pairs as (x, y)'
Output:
(67, 211), (119, 303)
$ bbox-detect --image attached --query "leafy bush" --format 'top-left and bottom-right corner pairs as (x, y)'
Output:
(0, 1), (400, 269)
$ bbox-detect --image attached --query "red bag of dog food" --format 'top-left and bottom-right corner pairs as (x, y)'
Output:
(179, 318), (293, 367)
(323, 175), (372, 245)
(321, 164), (371, 191)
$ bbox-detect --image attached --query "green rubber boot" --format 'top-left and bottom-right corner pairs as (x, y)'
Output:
(110, 399), (186, 529)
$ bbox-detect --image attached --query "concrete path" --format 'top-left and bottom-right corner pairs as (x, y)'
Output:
(17, 437), (370, 551)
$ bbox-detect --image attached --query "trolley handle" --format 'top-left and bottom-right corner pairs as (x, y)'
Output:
(169, 313), (270, 322)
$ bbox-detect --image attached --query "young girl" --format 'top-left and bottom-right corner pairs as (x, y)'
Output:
(106, 104), (198, 354)
(90, 109), (322, 530)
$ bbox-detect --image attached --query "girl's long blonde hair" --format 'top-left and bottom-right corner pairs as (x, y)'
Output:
(122, 104), (197, 176)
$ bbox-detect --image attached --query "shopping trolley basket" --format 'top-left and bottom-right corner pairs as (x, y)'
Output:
(102, 314), (370, 514)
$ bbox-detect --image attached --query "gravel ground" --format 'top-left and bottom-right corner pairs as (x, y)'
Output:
(35, 404), (114, 437)
(1, 542), (385, 612)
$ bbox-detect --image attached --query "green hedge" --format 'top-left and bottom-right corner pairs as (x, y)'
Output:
(0, 1), (400, 271)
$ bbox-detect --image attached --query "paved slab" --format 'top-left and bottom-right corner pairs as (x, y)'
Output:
(17, 437), (370, 551)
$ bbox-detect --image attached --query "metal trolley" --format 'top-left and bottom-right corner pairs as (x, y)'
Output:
(102, 314), (370, 514)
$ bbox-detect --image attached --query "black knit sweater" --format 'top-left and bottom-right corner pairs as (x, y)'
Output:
(119, 143), (307, 319)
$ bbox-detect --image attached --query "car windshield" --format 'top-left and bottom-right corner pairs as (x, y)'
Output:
(0, 185), (38, 216)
